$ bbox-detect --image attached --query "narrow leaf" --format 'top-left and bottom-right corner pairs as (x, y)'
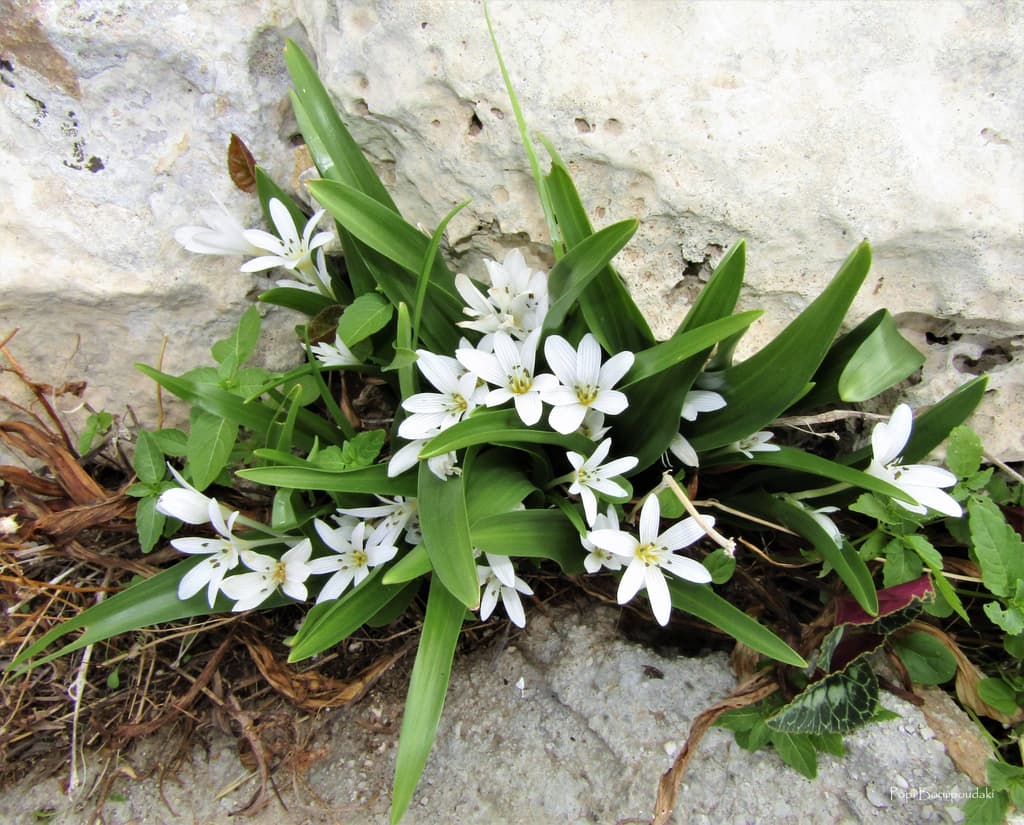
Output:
(417, 463), (479, 609)
(418, 409), (595, 458)
(237, 463), (417, 497)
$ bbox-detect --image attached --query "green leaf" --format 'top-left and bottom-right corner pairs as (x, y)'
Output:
(417, 463), (479, 609)
(691, 243), (872, 451)
(390, 575), (463, 824)
(134, 496), (165, 554)
(284, 40), (397, 211)
(977, 678), (1020, 715)
(78, 410), (113, 455)
(288, 569), (407, 661)
(621, 312), (763, 388)
(417, 409), (595, 459)
(136, 364), (339, 450)
(254, 166), (309, 235)
(758, 493), (878, 616)
(337, 293), (394, 346)
(463, 452), (536, 523)
(340, 430), (388, 469)
(677, 240), (746, 334)
(186, 409), (238, 492)
(382, 544), (432, 584)
(470, 510), (583, 574)
(541, 220), (638, 334)
(969, 497), (1022, 598)
(883, 543), (923, 587)
(542, 164), (654, 352)
(768, 660), (879, 734)
(770, 731), (819, 779)
(902, 376), (989, 465)
(703, 548), (737, 584)
(667, 580), (806, 667)
(211, 305), (261, 375)
(259, 286), (336, 316)
(132, 430), (166, 484)
(891, 632), (958, 684)
(149, 428), (187, 457)
(962, 788), (1010, 825)
(946, 425), (985, 478)
(413, 199), (471, 347)
(237, 463), (417, 497)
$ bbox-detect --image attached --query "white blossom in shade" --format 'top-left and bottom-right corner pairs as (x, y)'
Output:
(174, 195), (261, 257)
(565, 438), (638, 526)
(240, 198), (332, 275)
(386, 438), (460, 481)
(667, 433), (699, 468)
(809, 505), (843, 547)
(580, 505), (626, 572)
(276, 249), (336, 298)
(577, 409), (610, 441)
(541, 333), (635, 435)
(477, 560), (534, 628)
(171, 499), (244, 606)
(337, 496), (419, 545)
(156, 463), (229, 525)
(308, 519), (398, 603)
(0, 514), (19, 536)
(220, 540), (314, 611)
(398, 350), (480, 440)
(454, 249), (548, 341)
(730, 431), (780, 459)
(866, 403), (962, 518)
(681, 390), (727, 421)
(587, 494), (713, 626)
(456, 330), (558, 426)
(311, 333), (361, 368)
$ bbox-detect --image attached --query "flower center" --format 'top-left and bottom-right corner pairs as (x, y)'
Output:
(352, 549), (369, 568)
(635, 543), (662, 566)
(508, 366), (532, 395)
(446, 393), (468, 413)
(575, 384), (599, 406)
(270, 560), (288, 586)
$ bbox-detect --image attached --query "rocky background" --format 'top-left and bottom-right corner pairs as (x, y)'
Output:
(1, 0), (1022, 457)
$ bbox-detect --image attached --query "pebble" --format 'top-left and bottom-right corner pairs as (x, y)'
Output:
(865, 782), (890, 808)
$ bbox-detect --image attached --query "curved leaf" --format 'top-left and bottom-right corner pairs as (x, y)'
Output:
(238, 463), (417, 497)
(417, 409), (595, 459)
(417, 463), (478, 609)
(470, 509), (584, 574)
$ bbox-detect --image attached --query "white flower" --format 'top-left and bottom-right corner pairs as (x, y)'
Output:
(454, 249), (548, 340)
(386, 437), (461, 481)
(398, 350), (481, 440)
(564, 438), (638, 526)
(477, 559), (534, 628)
(456, 330), (558, 426)
(731, 431), (780, 459)
(311, 333), (361, 368)
(171, 499), (244, 606)
(580, 505), (626, 573)
(866, 403), (962, 517)
(809, 505), (843, 547)
(681, 390), (727, 422)
(241, 198), (332, 274)
(577, 409), (610, 441)
(174, 194), (261, 257)
(276, 249), (336, 298)
(541, 333), (635, 435)
(220, 540), (313, 611)
(587, 494), (712, 626)
(336, 496), (419, 545)
(0, 514), (20, 536)
(308, 519), (398, 603)
(156, 463), (230, 525)
(667, 433), (699, 467)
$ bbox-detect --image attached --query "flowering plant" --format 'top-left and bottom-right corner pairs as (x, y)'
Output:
(11, 21), (993, 824)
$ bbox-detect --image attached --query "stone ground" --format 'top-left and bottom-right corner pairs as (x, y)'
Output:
(0, 605), (1002, 825)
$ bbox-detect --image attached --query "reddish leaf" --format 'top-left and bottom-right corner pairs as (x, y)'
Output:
(228, 134), (257, 193)
(835, 575), (933, 626)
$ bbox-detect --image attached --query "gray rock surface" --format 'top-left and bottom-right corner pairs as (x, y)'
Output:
(1, 0), (1022, 456)
(0, 606), (982, 824)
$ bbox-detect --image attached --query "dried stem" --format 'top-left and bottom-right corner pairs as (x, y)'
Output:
(661, 472), (737, 556)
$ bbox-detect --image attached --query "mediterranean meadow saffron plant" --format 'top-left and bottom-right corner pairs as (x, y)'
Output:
(11, 16), (1009, 825)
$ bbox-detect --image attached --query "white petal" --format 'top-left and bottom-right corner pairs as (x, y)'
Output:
(661, 553), (713, 584)
(486, 554), (516, 588)
(645, 565), (672, 625)
(501, 586), (527, 628)
(901, 484), (963, 518)
(617, 559), (647, 605)
(658, 516), (712, 551)
(514, 392), (543, 426)
(580, 487), (598, 526)
(544, 336), (578, 384)
(598, 350), (635, 388)
(587, 529), (637, 558)
(638, 495), (662, 544)
(549, 404), (587, 435)
(592, 389), (629, 416)
(599, 455), (639, 478)
(587, 438), (613, 467)
(576, 334), (602, 384)
(178, 560), (212, 601)
(388, 440), (425, 477)
(156, 487), (212, 524)
(896, 464), (957, 489)
(873, 404), (913, 466)
(668, 433), (699, 467)
(479, 578), (499, 620)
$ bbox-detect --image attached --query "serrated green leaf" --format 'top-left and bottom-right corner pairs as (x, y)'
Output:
(883, 543), (923, 587)
(962, 788), (1010, 825)
(417, 463), (478, 609)
(149, 428), (187, 457)
(969, 497), (1022, 598)
(390, 575), (463, 824)
(891, 631), (958, 684)
(211, 305), (261, 375)
(667, 579), (806, 667)
(341, 430), (388, 469)
(135, 496), (165, 554)
(947, 425), (984, 478)
(770, 731), (819, 779)
(691, 243), (872, 451)
(768, 659), (879, 734)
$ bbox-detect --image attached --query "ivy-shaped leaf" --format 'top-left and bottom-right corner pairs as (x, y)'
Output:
(767, 659), (879, 735)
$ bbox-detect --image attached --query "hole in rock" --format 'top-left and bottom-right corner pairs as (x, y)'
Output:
(468, 112), (483, 136)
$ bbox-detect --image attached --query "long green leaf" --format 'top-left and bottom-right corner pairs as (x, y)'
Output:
(622, 311), (762, 387)
(284, 40), (397, 210)
(417, 463), (479, 609)
(463, 450), (537, 523)
(691, 243), (872, 450)
(667, 580), (807, 667)
(288, 569), (407, 661)
(471, 510), (583, 573)
(542, 163), (654, 352)
(542, 220), (638, 333)
(418, 409), (595, 458)
(414, 199), (471, 347)
(238, 463), (417, 497)
(259, 286), (336, 316)
(390, 575), (464, 824)
(755, 493), (878, 616)
(676, 239), (747, 334)
(9, 558), (286, 672)
(382, 544), (433, 584)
